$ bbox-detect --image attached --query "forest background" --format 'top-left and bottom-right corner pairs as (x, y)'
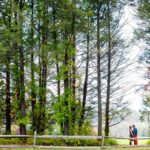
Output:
(0, 0), (150, 138)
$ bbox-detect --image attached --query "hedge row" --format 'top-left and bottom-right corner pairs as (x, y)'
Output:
(0, 138), (117, 146)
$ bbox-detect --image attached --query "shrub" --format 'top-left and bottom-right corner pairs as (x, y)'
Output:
(36, 138), (101, 146)
(65, 139), (101, 146)
(104, 138), (118, 146)
(0, 137), (118, 146)
(36, 138), (63, 146)
(147, 140), (150, 145)
(0, 138), (33, 145)
(0, 138), (22, 144)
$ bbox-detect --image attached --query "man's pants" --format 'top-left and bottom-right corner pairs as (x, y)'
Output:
(134, 135), (138, 145)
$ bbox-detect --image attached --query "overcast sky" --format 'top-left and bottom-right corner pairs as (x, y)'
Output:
(121, 3), (146, 111)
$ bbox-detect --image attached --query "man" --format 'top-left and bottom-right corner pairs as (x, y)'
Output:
(132, 125), (138, 145)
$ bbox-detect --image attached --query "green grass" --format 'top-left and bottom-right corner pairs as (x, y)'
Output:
(1, 148), (150, 150)
(0, 139), (149, 150)
(104, 148), (150, 150)
(116, 139), (149, 145)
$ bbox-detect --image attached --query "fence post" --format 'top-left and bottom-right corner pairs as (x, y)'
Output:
(33, 131), (37, 148)
(102, 135), (105, 148)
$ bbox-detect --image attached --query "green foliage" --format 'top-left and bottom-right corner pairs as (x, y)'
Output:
(64, 139), (101, 146)
(147, 140), (150, 145)
(0, 0), (131, 136)
(0, 77), (5, 126)
(0, 138), (99, 146)
(138, 0), (150, 20)
(53, 95), (69, 122)
(0, 138), (118, 146)
(16, 116), (30, 126)
(78, 121), (95, 135)
(104, 138), (118, 146)
(0, 138), (26, 145)
(36, 138), (64, 146)
(136, 0), (150, 66)
(139, 96), (150, 136)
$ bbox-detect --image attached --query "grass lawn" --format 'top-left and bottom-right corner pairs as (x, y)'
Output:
(1, 148), (150, 150)
(0, 139), (149, 150)
(117, 139), (149, 145)
(104, 148), (150, 150)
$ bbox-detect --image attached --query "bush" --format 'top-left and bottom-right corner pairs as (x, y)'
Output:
(65, 139), (101, 146)
(35, 138), (117, 146)
(36, 138), (101, 146)
(0, 138), (22, 144)
(147, 140), (150, 145)
(0, 138), (101, 146)
(0, 137), (118, 146)
(0, 138), (33, 145)
(36, 138), (63, 146)
(104, 138), (118, 146)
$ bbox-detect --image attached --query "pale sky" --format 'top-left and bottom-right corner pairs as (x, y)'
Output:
(122, 3), (146, 111)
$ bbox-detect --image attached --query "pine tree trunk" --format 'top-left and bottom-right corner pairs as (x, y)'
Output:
(64, 33), (69, 135)
(5, 2), (11, 134)
(19, 0), (26, 135)
(52, 2), (63, 133)
(38, 0), (48, 134)
(79, 16), (90, 130)
(97, 0), (102, 136)
(19, 46), (26, 135)
(30, 0), (36, 133)
(37, 0), (41, 134)
(105, 1), (111, 136)
(5, 59), (11, 134)
(71, 2), (76, 132)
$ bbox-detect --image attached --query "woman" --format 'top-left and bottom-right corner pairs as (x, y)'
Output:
(129, 126), (133, 145)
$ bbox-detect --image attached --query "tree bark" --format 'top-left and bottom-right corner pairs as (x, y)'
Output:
(5, 2), (11, 134)
(17, 0), (26, 135)
(79, 16), (90, 129)
(105, 1), (111, 136)
(19, 45), (26, 135)
(5, 58), (11, 134)
(38, 0), (48, 134)
(70, 0), (76, 132)
(64, 45), (69, 135)
(19, 24), (26, 135)
(97, 0), (102, 136)
(30, 0), (36, 133)
(52, 2), (63, 133)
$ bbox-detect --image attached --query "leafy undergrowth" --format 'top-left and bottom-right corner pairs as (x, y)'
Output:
(0, 138), (117, 146)
(147, 140), (150, 145)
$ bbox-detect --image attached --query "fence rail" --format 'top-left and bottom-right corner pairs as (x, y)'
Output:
(105, 136), (150, 140)
(0, 135), (33, 138)
(0, 131), (149, 149)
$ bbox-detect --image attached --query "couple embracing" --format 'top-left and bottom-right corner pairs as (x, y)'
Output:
(129, 125), (138, 145)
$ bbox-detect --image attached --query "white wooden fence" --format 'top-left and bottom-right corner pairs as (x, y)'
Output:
(0, 131), (149, 149)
